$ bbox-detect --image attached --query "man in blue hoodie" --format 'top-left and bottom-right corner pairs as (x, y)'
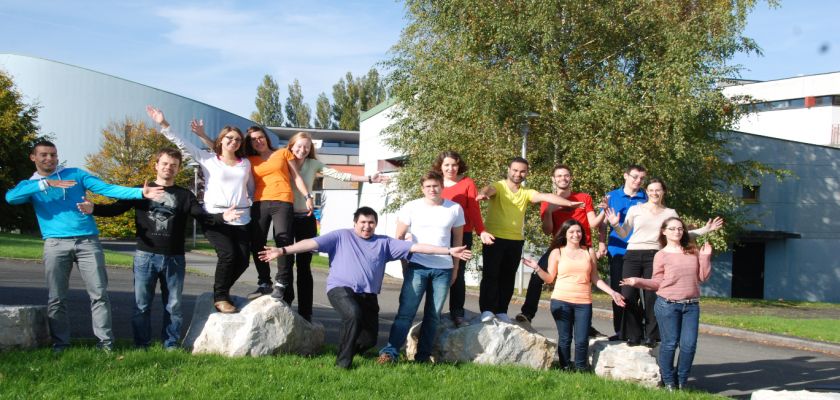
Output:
(5, 140), (163, 352)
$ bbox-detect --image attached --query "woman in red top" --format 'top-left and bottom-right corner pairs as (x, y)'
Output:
(432, 151), (493, 326)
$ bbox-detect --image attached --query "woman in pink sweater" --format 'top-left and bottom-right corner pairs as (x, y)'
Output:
(621, 217), (713, 391)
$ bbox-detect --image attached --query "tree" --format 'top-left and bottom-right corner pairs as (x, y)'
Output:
(285, 79), (312, 128)
(314, 92), (333, 129)
(0, 70), (47, 233)
(384, 0), (781, 248)
(251, 74), (284, 126)
(85, 119), (194, 238)
(331, 68), (389, 130)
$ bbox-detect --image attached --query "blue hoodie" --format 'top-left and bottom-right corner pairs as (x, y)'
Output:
(5, 166), (144, 239)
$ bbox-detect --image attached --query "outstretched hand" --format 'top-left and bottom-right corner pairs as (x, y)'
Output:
(190, 119), (206, 136)
(449, 245), (472, 261)
(479, 231), (495, 245)
(700, 241), (713, 255)
(142, 180), (165, 201)
(604, 208), (620, 227)
(370, 171), (391, 184)
(76, 196), (93, 214)
(46, 179), (77, 189)
(222, 205), (243, 223)
(704, 216), (724, 233)
(145, 105), (168, 128)
(610, 291), (626, 308)
(258, 246), (283, 262)
(521, 257), (539, 271)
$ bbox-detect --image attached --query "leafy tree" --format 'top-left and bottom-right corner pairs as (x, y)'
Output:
(285, 79), (312, 128)
(384, 0), (781, 249)
(359, 68), (388, 112)
(314, 92), (333, 129)
(85, 119), (194, 238)
(0, 70), (47, 234)
(331, 68), (389, 130)
(251, 74), (284, 126)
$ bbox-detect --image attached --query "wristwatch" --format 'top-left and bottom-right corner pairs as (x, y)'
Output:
(305, 192), (315, 200)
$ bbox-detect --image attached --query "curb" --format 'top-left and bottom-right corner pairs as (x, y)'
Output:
(464, 286), (840, 358)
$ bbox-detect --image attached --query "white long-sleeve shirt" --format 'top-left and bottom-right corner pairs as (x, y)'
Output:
(161, 127), (253, 225)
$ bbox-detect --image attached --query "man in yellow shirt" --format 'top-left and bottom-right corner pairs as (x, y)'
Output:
(476, 157), (584, 323)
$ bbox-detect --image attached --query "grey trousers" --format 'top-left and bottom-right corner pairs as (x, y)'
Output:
(43, 236), (114, 349)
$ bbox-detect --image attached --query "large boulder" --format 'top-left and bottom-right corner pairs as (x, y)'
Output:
(751, 390), (840, 400)
(588, 338), (660, 387)
(184, 294), (324, 357)
(0, 305), (50, 350)
(405, 317), (556, 370)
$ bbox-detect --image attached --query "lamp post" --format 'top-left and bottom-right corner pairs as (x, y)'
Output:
(517, 111), (539, 295)
(188, 161), (199, 248)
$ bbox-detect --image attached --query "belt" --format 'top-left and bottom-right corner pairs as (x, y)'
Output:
(664, 297), (700, 304)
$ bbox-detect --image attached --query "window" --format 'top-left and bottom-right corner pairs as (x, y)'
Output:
(742, 185), (760, 203)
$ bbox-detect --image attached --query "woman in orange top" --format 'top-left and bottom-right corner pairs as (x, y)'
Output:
(191, 123), (312, 301)
(523, 220), (625, 371)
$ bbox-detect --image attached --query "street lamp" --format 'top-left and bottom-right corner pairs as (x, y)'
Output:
(188, 161), (200, 248)
(517, 111), (539, 295)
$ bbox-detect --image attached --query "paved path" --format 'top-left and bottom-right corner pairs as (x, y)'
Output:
(2, 247), (839, 398)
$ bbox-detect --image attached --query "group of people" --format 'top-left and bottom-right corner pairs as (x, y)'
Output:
(5, 108), (721, 388)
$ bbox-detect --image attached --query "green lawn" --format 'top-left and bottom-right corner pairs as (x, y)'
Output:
(0, 232), (134, 267)
(0, 346), (720, 399)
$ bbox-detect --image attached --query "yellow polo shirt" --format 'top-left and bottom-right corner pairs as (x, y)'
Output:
(484, 180), (536, 240)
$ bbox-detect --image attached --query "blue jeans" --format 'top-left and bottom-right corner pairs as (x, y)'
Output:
(132, 250), (185, 348)
(654, 297), (700, 387)
(43, 236), (113, 350)
(380, 263), (452, 361)
(550, 299), (593, 370)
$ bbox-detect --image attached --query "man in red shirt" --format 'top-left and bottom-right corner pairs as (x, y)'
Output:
(515, 164), (606, 322)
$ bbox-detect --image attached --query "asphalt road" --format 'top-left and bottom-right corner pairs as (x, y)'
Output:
(2, 246), (839, 398)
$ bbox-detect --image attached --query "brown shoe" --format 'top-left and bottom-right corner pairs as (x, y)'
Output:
(377, 353), (395, 365)
(214, 300), (237, 313)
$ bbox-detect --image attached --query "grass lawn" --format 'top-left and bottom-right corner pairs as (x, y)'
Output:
(0, 346), (719, 399)
(0, 232), (133, 267)
(190, 238), (330, 268)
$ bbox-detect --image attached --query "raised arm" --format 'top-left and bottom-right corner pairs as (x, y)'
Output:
(605, 207), (633, 239)
(189, 119), (215, 149)
(146, 105), (210, 162)
(688, 216), (724, 238)
(476, 184), (496, 201)
(409, 244), (472, 261)
(531, 192), (584, 208)
(258, 239), (320, 262)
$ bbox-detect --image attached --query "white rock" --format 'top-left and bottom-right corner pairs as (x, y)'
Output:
(405, 317), (556, 370)
(588, 338), (661, 387)
(751, 390), (840, 400)
(0, 305), (50, 350)
(184, 294), (324, 357)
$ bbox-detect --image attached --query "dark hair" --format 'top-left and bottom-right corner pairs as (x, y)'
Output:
(625, 164), (647, 174)
(432, 151), (468, 175)
(658, 217), (697, 254)
(155, 147), (183, 165)
(647, 178), (667, 193)
(213, 126), (246, 158)
(549, 219), (587, 251)
(244, 126), (275, 156)
(419, 171), (444, 186)
(353, 206), (378, 223)
(509, 157), (529, 168)
(31, 140), (57, 154)
(552, 164), (572, 176)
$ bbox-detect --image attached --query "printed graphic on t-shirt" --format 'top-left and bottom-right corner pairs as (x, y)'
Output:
(148, 192), (177, 233)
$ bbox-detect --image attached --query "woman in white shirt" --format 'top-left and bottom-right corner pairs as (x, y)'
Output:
(146, 106), (252, 314)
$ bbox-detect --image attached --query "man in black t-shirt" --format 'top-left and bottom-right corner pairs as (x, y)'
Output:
(79, 148), (238, 349)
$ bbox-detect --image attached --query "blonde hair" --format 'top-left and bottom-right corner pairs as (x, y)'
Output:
(287, 132), (317, 159)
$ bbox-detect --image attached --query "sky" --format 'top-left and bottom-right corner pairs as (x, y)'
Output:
(1, 1), (838, 119)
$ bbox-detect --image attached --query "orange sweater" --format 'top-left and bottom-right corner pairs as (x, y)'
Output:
(550, 249), (594, 304)
(249, 149), (295, 202)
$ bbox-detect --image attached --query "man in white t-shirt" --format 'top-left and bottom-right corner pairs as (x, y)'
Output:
(378, 171), (465, 364)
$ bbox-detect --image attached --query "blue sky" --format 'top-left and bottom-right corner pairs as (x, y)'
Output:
(1, 1), (838, 119)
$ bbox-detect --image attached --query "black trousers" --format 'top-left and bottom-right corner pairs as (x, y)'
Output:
(248, 200), (293, 286)
(205, 223), (250, 302)
(283, 213), (318, 318)
(608, 253), (625, 334)
(479, 238), (524, 314)
(447, 232), (472, 318)
(327, 286), (379, 369)
(520, 250), (550, 319)
(620, 249), (660, 342)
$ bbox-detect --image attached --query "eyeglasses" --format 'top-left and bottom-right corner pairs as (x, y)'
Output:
(224, 136), (242, 142)
(628, 174), (645, 181)
(251, 136), (266, 142)
(665, 227), (684, 232)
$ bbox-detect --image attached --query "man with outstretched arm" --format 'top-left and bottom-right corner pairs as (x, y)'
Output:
(5, 140), (164, 353)
(475, 157), (585, 323)
(78, 148), (241, 349)
(259, 206), (472, 369)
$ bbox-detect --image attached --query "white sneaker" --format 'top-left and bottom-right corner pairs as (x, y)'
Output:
(480, 311), (495, 322)
(495, 313), (512, 323)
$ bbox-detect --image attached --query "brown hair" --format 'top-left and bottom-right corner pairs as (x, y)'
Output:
(552, 164), (572, 176)
(287, 132), (317, 160)
(244, 126), (275, 156)
(419, 171), (444, 186)
(155, 147), (183, 165)
(549, 219), (588, 252)
(213, 126), (245, 158)
(658, 217), (697, 254)
(432, 151), (468, 175)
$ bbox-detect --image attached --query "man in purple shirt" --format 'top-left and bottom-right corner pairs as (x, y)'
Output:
(259, 206), (472, 369)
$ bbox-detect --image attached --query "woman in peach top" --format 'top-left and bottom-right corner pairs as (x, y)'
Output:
(621, 217), (713, 391)
(523, 219), (625, 371)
